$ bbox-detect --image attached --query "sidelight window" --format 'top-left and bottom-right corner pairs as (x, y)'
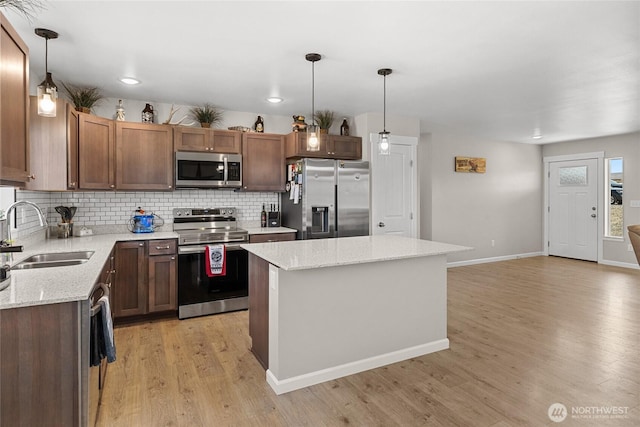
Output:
(605, 158), (623, 238)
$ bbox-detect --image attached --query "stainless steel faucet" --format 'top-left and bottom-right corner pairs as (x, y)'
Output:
(3, 200), (49, 244)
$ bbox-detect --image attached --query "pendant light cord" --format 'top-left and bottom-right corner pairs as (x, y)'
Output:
(383, 73), (386, 132)
(44, 37), (48, 74)
(311, 60), (315, 126)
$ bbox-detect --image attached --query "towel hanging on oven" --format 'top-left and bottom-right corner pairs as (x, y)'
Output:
(205, 244), (226, 277)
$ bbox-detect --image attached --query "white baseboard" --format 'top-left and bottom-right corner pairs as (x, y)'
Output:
(266, 339), (450, 395)
(447, 251), (544, 268)
(598, 259), (640, 270)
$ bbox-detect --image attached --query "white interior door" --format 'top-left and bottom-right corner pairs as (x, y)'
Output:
(370, 135), (417, 237)
(549, 159), (598, 261)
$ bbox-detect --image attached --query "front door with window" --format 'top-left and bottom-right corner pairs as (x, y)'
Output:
(548, 159), (598, 261)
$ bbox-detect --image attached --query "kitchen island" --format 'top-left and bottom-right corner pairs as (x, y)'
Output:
(241, 235), (471, 395)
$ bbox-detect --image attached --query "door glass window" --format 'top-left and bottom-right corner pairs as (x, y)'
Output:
(605, 158), (623, 238)
(559, 166), (588, 185)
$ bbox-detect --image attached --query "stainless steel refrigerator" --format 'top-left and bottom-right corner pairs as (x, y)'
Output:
(281, 158), (369, 239)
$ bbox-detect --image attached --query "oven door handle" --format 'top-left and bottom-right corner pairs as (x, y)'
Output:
(223, 156), (228, 183)
(178, 244), (245, 255)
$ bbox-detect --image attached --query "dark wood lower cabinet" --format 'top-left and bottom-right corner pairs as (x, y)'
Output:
(113, 241), (147, 317)
(0, 301), (81, 426)
(249, 253), (271, 369)
(113, 239), (177, 320)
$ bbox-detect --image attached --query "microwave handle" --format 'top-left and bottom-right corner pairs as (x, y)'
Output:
(223, 156), (228, 183)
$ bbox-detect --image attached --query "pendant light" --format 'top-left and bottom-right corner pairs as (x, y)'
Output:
(377, 68), (392, 155)
(306, 53), (321, 152)
(35, 28), (59, 117)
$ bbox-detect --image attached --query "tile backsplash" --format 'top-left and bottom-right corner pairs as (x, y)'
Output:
(13, 189), (279, 238)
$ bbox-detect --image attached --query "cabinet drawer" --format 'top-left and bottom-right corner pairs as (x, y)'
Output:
(249, 233), (296, 243)
(148, 239), (177, 256)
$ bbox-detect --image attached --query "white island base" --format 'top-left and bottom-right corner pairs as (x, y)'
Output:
(243, 235), (471, 395)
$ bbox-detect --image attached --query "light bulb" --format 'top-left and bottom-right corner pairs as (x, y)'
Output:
(308, 133), (319, 148)
(378, 132), (390, 155)
(39, 93), (55, 113)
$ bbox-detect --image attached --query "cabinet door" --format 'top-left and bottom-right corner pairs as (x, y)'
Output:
(78, 113), (115, 190)
(26, 97), (69, 191)
(116, 122), (173, 190)
(148, 254), (177, 313)
(328, 135), (362, 160)
(67, 105), (79, 190)
(242, 133), (285, 192)
(285, 132), (328, 158)
(0, 13), (30, 184)
(174, 126), (210, 152)
(212, 130), (242, 154)
(113, 241), (147, 318)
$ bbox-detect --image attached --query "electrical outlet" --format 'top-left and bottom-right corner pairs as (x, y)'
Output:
(630, 200), (640, 208)
(491, 239), (495, 247)
(629, 244), (634, 252)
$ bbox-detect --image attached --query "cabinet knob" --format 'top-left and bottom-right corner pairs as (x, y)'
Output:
(69, 182), (76, 188)
(27, 174), (35, 180)
(168, 185), (172, 189)
(170, 256), (175, 260)
(109, 184), (115, 189)
(139, 243), (144, 247)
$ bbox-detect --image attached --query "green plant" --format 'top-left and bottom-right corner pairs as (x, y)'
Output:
(190, 103), (223, 126)
(0, 0), (44, 20)
(314, 110), (335, 130)
(61, 82), (103, 111)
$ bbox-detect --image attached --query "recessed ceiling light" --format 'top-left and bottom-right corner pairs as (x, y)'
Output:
(533, 134), (543, 140)
(266, 97), (283, 104)
(119, 77), (140, 85)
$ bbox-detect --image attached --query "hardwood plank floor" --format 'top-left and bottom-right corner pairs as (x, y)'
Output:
(97, 256), (639, 426)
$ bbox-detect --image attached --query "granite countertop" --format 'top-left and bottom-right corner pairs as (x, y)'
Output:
(0, 232), (178, 310)
(241, 235), (472, 271)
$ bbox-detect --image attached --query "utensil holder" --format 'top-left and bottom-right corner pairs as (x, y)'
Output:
(57, 223), (71, 239)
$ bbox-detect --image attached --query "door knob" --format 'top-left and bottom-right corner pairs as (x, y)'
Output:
(378, 222), (385, 227)
(591, 214), (597, 218)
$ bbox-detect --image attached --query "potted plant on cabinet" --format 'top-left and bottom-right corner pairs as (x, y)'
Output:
(190, 103), (223, 128)
(61, 82), (103, 114)
(314, 110), (335, 134)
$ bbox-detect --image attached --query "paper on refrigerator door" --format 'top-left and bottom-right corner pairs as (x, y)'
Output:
(293, 184), (300, 204)
(289, 182), (295, 200)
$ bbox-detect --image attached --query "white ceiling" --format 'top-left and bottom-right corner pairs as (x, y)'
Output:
(5, 1), (639, 144)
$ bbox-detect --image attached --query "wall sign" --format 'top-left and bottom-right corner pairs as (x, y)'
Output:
(455, 156), (486, 173)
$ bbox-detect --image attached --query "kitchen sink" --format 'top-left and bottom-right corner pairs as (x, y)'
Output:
(11, 251), (95, 270)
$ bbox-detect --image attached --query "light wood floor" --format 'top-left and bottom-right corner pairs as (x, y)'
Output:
(97, 257), (639, 426)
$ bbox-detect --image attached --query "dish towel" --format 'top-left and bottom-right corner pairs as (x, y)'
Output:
(89, 311), (103, 367)
(98, 295), (117, 363)
(205, 244), (226, 277)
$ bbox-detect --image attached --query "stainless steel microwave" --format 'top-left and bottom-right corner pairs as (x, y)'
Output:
(175, 151), (242, 189)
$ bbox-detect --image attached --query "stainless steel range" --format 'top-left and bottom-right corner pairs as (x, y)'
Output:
(173, 207), (249, 319)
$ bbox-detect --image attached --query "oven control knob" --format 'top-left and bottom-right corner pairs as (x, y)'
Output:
(176, 211), (182, 216)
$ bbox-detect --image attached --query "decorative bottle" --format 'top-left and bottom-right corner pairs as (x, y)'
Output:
(261, 204), (267, 228)
(142, 103), (154, 123)
(255, 116), (264, 133)
(115, 99), (125, 121)
(340, 118), (350, 136)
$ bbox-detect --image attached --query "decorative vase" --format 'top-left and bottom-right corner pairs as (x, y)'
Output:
(201, 123), (211, 128)
(320, 128), (328, 134)
(141, 103), (154, 123)
(77, 106), (91, 114)
(115, 99), (125, 121)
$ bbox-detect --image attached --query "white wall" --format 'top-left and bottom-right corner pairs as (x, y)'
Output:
(422, 125), (544, 263)
(542, 132), (640, 265)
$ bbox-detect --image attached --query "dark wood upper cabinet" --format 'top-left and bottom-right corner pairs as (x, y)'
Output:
(116, 122), (174, 191)
(242, 133), (285, 192)
(77, 112), (115, 190)
(0, 12), (30, 184)
(174, 127), (241, 154)
(285, 132), (362, 160)
(327, 135), (362, 160)
(26, 98), (70, 191)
